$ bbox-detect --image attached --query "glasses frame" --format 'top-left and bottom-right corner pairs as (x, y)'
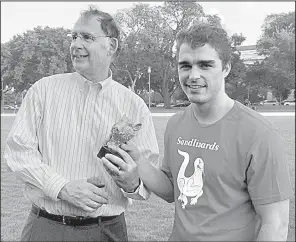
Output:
(67, 33), (112, 43)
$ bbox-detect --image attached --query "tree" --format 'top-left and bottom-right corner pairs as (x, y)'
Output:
(244, 61), (268, 103)
(113, 3), (160, 92)
(224, 33), (248, 101)
(114, 3), (249, 107)
(256, 11), (295, 103)
(114, 1), (206, 108)
(1, 26), (74, 95)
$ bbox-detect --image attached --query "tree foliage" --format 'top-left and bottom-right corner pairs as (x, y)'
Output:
(113, 2), (248, 107)
(4, 4), (286, 108)
(1, 26), (74, 94)
(255, 11), (295, 102)
(225, 33), (247, 100)
(113, 1), (205, 108)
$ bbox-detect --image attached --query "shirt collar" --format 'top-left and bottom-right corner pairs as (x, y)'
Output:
(75, 69), (113, 90)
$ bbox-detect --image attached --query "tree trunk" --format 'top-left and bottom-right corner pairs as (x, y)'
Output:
(130, 75), (138, 93)
(126, 70), (135, 92)
(1, 96), (4, 113)
(162, 62), (172, 109)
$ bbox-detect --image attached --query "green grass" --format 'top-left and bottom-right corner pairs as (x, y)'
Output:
(2, 104), (295, 115)
(1, 116), (295, 241)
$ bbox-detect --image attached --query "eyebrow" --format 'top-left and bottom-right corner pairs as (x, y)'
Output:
(178, 60), (215, 65)
(71, 31), (93, 36)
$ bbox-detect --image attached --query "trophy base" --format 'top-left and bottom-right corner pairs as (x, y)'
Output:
(97, 146), (121, 163)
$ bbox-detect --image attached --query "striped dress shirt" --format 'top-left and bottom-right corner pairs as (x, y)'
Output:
(4, 71), (159, 217)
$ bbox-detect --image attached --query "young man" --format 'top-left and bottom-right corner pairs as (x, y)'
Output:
(103, 22), (292, 241)
(4, 6), (159, 241)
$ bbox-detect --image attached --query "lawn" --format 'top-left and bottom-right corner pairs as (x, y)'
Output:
(1, 115), (295, 241)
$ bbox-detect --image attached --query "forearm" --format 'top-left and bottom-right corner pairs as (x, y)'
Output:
(121, 179), (151, 200)
(138, 158), (174, 202)
(5, 137), (68, 201)
(256, 222), (288, 241)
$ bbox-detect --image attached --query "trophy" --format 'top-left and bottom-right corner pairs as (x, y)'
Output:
(97, 114), (142, 160)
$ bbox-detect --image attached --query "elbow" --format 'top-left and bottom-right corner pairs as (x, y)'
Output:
(260, 217), (289, 240)
(158, 193), (175, 203)
(279, 220), (289, 239)
(164, 197), (175, 203)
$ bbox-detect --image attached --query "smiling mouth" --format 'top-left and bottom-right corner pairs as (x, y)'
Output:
(73, 55), (88, 59)
(186, 84), (207, 89)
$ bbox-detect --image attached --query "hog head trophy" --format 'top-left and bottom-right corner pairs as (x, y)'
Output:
(97, 114), (142, 160)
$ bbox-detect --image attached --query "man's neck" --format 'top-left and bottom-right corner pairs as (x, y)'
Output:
(192, 94), (234, 125)
(79, 69), (110, 83)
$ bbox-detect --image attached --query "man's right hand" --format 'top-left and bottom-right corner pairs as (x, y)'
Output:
(58, 178), (108, 213)
(120, 142), (142, 163)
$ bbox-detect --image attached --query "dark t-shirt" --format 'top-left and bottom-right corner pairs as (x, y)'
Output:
(160, 101), (292, 241)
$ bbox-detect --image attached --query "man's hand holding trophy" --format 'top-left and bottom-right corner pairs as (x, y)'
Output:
(98, 115), (142, 193)
(97, 114), (142, 160)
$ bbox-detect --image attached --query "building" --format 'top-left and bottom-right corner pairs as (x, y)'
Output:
(236, 45), (276, 100)
(236, 45), (265, 65)
(287, 89), (295, 101)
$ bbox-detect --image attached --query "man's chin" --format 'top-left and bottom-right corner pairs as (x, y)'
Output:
(73, 64), (87, 73)
(188, 96), (209, 105)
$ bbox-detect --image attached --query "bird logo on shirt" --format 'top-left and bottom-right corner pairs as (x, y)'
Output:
(177, 149), (204, 209)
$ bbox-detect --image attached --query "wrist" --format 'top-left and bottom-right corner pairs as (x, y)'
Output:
(125, 178), (141, 193)
(57, 183), (68, 199)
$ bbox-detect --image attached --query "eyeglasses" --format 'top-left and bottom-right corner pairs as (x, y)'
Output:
(68, 33), (111, 43)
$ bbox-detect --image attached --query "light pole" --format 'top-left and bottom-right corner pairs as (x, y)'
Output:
(147, 66), (151, 109)
(1, 81), (3, 113)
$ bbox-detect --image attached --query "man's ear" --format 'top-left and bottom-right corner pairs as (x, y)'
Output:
(223, 62), (231, 79)
(108, 37), (118, 56)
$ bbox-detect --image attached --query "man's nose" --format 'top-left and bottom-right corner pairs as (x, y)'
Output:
(189, 66), (201, 80)
(71, 36), (84, 49)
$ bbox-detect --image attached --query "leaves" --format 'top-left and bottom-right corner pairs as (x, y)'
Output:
(113, 1), (207, 107)
(253, 11), (295, 101)
(1, 26), (74, 94)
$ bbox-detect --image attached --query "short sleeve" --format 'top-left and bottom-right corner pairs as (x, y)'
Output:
(159, 117), (174, 184)
(246, 128), (293, 205)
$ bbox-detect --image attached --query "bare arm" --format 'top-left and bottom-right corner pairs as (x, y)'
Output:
(255, 199), (290, 241)
(103, 143), (174, 203)
(135, 156), (174, 203)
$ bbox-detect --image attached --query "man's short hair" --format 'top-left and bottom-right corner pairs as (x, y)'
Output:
(80, 5), (121, 59)
(176, 22), (232, 69)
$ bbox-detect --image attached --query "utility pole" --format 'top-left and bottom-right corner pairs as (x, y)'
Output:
(148, 66), (151, 109)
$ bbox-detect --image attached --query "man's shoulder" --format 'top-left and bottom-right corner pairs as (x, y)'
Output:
(111, 80), (133, 92)
(42, 72), (74, 82)
(231, 101), (278, 134)
(27, 73), (74, 94)
(111, 80), (146, 104)
(167, 104), (192, 128)
(36, 72), (74, 86)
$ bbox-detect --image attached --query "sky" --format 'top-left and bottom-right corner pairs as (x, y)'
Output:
(1, 1), (295, 45)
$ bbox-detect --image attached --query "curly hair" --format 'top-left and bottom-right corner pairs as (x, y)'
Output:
(176, 22), (232, 69)
(80, 5), (121, 60)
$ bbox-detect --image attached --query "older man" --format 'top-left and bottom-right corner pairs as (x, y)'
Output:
(5, 5), (159, 241)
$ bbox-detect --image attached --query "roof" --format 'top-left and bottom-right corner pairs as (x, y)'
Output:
(236, 45), (257, 51)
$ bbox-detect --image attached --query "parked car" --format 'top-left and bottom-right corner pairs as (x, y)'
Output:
(263, 100), (279, 106)
(145, 102), (156, 107)
(172, 101), (191, 107)
(4, 105), (16, 110)
(156, 103), (165, 108)
(252, 101), (264, 106)
(283, 100), (295, 106)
